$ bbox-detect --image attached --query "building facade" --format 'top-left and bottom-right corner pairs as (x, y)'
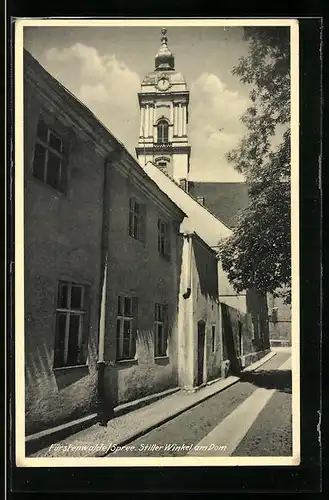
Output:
(23, 31), (271, 440)
(24, 50), (105, 434)
(23, 50), (186, 434)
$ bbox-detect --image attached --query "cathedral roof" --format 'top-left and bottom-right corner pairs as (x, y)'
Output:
(187, 182), (250, 229)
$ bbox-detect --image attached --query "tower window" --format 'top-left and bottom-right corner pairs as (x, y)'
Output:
(157, 120), (169, 143)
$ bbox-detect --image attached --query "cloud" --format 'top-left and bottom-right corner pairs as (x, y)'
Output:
(189, 72), (250, 181)
(36, 47), (249, 182)
(41, 43), (141, 155)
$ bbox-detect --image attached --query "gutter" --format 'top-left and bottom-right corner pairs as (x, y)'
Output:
(182, 232), (193, 299)
(96, 148), (122, 426)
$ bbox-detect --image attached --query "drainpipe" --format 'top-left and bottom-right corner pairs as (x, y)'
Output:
(182, 232), (193, 299)
(96, 251), (108, 426)
(96, 148), (121, 426)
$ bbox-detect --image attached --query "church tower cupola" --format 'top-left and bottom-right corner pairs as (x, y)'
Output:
(136, 28), (191, 186)
(155, 28), (175, 71)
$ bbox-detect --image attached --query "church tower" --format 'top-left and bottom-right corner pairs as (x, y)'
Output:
(136, 28), (191, 188)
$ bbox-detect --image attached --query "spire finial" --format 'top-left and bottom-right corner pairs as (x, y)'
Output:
(155, 27), (175, 71)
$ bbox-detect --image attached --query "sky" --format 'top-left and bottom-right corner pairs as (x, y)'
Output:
(24, 25), (255, 182)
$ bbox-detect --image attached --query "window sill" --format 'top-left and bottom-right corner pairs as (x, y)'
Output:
(129, 234), (146, 246)
(53, 364), (88, 372)
(154, 356), (170, 365)
(114, 358), (138, 367)
(159, 253), (171, 263)
(32, 176), (67, 196)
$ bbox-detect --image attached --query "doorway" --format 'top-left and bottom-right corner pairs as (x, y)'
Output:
(197, 320), (206, 386)
(238, 320), (243, 357)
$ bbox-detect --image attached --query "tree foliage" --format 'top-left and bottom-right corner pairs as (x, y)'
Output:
(219, 27), (291, 303)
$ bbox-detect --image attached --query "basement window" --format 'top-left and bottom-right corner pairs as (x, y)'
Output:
(54, 281), (89, 368)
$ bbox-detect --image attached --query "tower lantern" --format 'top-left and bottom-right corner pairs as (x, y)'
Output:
(136, 28), (191, 187)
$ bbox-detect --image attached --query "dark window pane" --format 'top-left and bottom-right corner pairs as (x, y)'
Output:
(67, 314), (80, 365)
(160, 237), (165, 255)
(49, 132), (62, 153)
(157, 324), (163, 355)
(116, 319), (121, 337)
(128, 212), (133, 236)
(123, 319), (131, 339)
(132, 297), (139, 317)
(58, 283), (68, 308)
(33, 143), (46, 181)
(54, 313), (67, 367)
(46, 151), (61, 189)
(124, 297), (131, 316)
(122, 338), (131, 359)
(71, 286), (83, 309)
(165, 237), (170, 257)
(117, 296), (122, 316)
(37, 119), (48, 143)
(139, 220), (145, 242)
(116, 319), (121, 358)
(134, 217), (139, 239)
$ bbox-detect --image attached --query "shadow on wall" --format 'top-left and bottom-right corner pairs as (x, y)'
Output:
(54, 365), (90, 391)
(221, 303), (241, 376)
(239, 369), (292, 394)
(193, 239), (219, 302)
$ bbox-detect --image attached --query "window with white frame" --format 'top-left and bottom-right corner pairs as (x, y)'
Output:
(129, 197), (146, 243)
(54, 281), (88, 368)
(116, 296), (138, 361)
(157, 219), (171, 259)
(154, 303), (168, 357)
(33, 117), (68, 192)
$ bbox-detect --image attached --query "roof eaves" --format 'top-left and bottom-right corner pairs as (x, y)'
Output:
(145, 162), (233, 232)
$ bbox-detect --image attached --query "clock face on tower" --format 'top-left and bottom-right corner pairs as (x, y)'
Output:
(157, 77), (170, 91)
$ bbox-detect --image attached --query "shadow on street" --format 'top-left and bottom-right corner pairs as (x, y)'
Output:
(239, 369), (292, 394)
